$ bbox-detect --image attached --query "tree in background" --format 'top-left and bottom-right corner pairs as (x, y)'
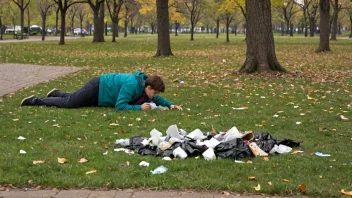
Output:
(238, 0), (287, 73)
(53, 0), (85, 45)
(307, 0), (319, 37)
(11, 0), (30, 39)
(154, 0), (173, 57)
(274, 0), (300, 36)
(316, 0), (330, 52)
(37, 0), (54, 40)
(183, 0), (205, 41)
(169, 0), (186, 36)
(0, 0), (7, 40)
(68, 3), (78, 34)
(76, 3), (87, 36)
(106, 0), (124, 41)
(138, 0), (157, 34)
(86, 0), (105, 42)
(218, 0), (238, 42)
(330, 0), (343, 40)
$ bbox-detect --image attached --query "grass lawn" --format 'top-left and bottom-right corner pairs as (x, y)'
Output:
(0, 33), (351, 197)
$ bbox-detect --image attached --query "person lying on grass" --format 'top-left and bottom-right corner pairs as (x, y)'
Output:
(20, 71), (182, 111)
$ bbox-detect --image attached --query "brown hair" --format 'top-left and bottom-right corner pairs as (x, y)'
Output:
(145, 75), (165, 92)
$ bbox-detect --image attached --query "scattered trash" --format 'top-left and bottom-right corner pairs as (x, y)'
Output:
(162, 157), (172, 161)
(202, 148), (216, 160)
(234, 160), (245, 163)
(292, 150), (304, 154)
(57, 157), (67, 164)
(249, 142), (268, 157)
(78, 158), (88, 163)
(33, 160), (44, 165)
(19, 150), (26, 154)
(232, 107), (248, 110)
(114, 148), (134, 155)
(150, 165), (168, 174)
(103, 151), (108, 155)
(116, 139), (130, 147)
(340, 115), (349, 121)
(341, 189), (352, 196)
(86, 170), (97, 175)
(173, 146), (188, 159)
(18, 136), (26, 140)
(139, 161), (150, 167)
(296, 122), (302, 125)
(315, 152), (331, 157)
(273, 114), (279, 117)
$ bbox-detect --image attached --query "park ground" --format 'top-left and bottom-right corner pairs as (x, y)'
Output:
(0, 33), (351, 197)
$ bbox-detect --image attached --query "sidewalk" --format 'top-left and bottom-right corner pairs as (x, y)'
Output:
(0, 63), (83, 96)
(0, 36), (84, 43)
(0, 188), (285, 198)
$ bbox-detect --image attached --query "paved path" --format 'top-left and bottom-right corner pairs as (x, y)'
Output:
(0, 63), (83, 96)
(0, 189), (286, 198)
(0, 36), (84, 43)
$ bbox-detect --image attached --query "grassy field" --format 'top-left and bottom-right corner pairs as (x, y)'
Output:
(0, 33), (351, 197)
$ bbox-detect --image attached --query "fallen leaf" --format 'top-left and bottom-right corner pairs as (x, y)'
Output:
(109, 123), (120, 126)
(283, 179), (290, 182)
(248, 176), (256, 180)
(341, 189), (352, 196)
(292, 150), (304, 154)
(247, 160), (253, 164)
(298, 184), (306, 193)
(221, 191), (230, 196)
(340, 115), (349, 121)
(86, 170), (97, 175)
(262, 157), (269, 161)
(254, 184), (261, 191)
(33, 160), (45, 165)
(268, 181), (273, 186)
(211, 125), (217, 134)
(57, 157), (67, 164)
(12, 119), (19, 121)
(78, 158), (88, 163)
(126, 161), (130, 166)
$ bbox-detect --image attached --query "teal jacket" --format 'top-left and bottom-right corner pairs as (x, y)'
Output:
(98, 71), (174, 110)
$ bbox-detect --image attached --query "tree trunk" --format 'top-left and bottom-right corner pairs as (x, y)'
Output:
(154, 0), (173, 57)
(281, 22), (284, 36)
(316, 0), (330, 52)
(124, 20), (127, 37)
(59, 10), (66, 45)
(20, 8), (24, 39)
(216, 19), (219, 38)
(304, 23), (308, 37)
(105, 22), (107, 36)
(93, 2), (105, 42)
(238, 0), (287, 73)
(286, 20), (289, 35)
(27, 7), (30, 36)
(234, 24), (237, 36)
(226, 18), (229, 42)
(290, 23), (293, 36)
(112, 20), (117, 42)
(309, 17), (315, 37)
(330, 0), (338, 40)
(190, 24), (194, 41)
(55, 7), (59, 36)
(349, 16), (352, 38)
(175, 21), (178, 36)
(41, 15), (46, 41)
(0, 16), (2, 40)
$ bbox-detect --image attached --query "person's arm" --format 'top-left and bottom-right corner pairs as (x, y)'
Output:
(153, 96), (182, 110)
(115, 85), (142, 110)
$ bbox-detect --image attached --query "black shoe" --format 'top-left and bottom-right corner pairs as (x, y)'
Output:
(47, 88), (59, 97)
(20, 95), (37, 106)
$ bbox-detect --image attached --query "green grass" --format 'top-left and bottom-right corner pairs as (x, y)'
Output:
(0, 33), (351, 197)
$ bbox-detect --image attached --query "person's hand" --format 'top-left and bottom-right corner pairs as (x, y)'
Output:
(141, 103), (151, 110)
(170, 105), (182, 110)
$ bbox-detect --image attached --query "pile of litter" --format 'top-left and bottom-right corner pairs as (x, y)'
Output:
(116, 125), (300, 160)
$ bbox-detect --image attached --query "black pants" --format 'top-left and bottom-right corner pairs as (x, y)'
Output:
(35, 77), (100, 108)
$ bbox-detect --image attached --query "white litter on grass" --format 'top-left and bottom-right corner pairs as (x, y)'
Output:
(232, 107), (248, 110)
(18, 136), (26, 140)
(296, 122), (302, 125)
(139, 161), (150, 167)
(294, 106), (299, 108)
(273, 114), (279, 117)
(103, 151), (108, 155)
(162, 157), (172, 161)
(19, 150), (26, 154)
(235, 160), (245, 163)
(114, 148), (135, 155)
(260, 96), (266, 99)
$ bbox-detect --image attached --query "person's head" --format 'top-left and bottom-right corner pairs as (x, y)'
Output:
(144, 75), (165, 99)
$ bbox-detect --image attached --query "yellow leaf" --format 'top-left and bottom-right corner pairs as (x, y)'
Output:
(12, 119), (19, 121)
(283, 179), (290, 182)
(33, 160), (45, 165)
(126, 161), (130, 166)
(254, 184), (261, 191)
(109, 123), (120, 126)
(78, 158), (88, 163)
(341, 189), (352, 196)
(262, 157), (269, 161)
(268, 181), (273, 186)
(298, 184), (306, 192)
(86, 170), (97, 175)
(247, 160), (253, 164)
(57, 157), (67, 164)
(211, 125), (217, 134)
(248, 176), (256, 180)
(221, 191), (230, 196)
